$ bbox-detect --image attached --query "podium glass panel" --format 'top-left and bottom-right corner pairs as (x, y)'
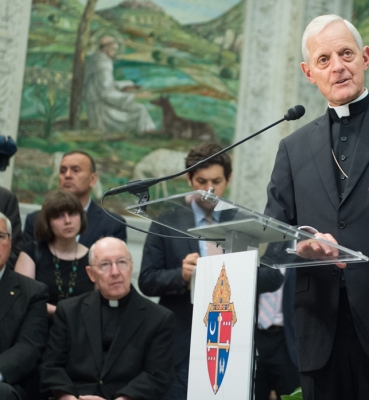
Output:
(126, 190), (368, 268)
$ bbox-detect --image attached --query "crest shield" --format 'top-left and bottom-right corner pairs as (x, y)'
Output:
(204, 263), (236, 394)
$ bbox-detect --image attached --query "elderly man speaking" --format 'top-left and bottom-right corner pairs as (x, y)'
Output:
(264, 14), (369, 400)
(41, 237), (174, 400)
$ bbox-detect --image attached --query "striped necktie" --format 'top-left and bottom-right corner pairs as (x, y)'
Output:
(258, 291), (278, 329)
(204, 215), (223, 256)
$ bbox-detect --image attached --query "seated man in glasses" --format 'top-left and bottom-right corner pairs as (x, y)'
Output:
(40, 237), (175, 400)
(0, 212), (48, 400)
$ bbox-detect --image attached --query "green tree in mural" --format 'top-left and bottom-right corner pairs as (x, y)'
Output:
(353, 0), (369, 25)
(69, 0), (99, 129)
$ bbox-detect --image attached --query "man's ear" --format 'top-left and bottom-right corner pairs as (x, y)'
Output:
(86, 266), (96, 283)
(362, 46), (369, 71)
(301, 62), (316, 84)
(226, 173), (232, 186)
(186, 172), (193, 188)
(89, 172), (98, 189)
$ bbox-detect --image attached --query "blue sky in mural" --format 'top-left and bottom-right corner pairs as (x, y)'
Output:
(77, 0), (241, 24)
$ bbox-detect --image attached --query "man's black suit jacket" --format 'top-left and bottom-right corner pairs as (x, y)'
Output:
(0, 267), (48, 399)
(23, 200), (127, 246)
(0, 187), (23, 269)
(265, 108), (369, 372)
(139, 210), (284, 365)
(40, 286), (175, 400)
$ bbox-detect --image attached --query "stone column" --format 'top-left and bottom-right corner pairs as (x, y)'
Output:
(230, 0), (353, 212)
(0, 0), (32, 189)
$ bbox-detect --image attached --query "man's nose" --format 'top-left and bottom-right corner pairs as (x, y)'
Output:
(331, 54), (345, 72)
(204, 181), (212, 191)
(110, 262), (120, 275)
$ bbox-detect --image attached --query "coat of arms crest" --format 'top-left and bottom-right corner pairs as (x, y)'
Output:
(204, 262), (237, 394)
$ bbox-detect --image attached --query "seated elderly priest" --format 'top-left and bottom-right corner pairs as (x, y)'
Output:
(41, 237), (175, 400)
(0, 212), (48, 400)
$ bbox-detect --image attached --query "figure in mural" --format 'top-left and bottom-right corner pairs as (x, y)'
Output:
(84, 35), (155, 134)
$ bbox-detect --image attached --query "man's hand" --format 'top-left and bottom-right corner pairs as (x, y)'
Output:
(55, 392), (78, 400)
(296, 232), (346, 268)
(182, 252), (200, 283)
(78, 396), (105, 400)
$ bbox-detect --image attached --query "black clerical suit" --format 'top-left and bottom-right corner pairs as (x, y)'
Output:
(23, 200), (127, 246)
(264, 96), (369, 398)
(139, 210), (284, 400)
(0, 267), (48, 400)
(0, 187), (23, 269)
(40, 286), (175, 400)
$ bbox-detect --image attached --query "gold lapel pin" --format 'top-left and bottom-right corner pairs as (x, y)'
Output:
(10, 291), (14, 295)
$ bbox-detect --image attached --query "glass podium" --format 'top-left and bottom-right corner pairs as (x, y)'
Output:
(126, 189), (368, 268)
(126, 189), (368, 399)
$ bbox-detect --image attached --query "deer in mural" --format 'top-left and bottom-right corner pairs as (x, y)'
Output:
(150, 96), (216, 141)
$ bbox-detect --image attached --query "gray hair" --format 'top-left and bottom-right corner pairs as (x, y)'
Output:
(0, 212), (12, 235)
(302, 15), (363, 63)
(88, 237), (132, 266)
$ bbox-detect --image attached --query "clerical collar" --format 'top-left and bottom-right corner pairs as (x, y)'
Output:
(100, 290), (131, 308)
(328, 89), (368, 118)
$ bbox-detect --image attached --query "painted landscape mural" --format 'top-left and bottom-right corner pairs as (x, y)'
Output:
(14, 0), (245, 213)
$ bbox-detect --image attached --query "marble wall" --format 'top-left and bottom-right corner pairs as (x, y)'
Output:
(0, 0), (31, 188)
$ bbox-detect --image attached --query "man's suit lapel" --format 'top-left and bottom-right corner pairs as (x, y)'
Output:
(308, 113), (340, 211)
(0, 268), (20, 322)
(341, 110), (369, 204)
(80, 201), (100, 245)
(101, 288), (145, 377)
(81, 291), (103, 374)
(179, 212), (200, 254)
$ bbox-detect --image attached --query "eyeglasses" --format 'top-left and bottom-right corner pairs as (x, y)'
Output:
(92, 259), (132, 273)
(0, 232), (11, 244)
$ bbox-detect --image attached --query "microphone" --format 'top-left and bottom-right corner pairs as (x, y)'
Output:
(284, 105), (305, 121)
(104, 105), (306, 198)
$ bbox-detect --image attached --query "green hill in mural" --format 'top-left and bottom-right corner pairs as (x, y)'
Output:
(27, 0), (120, 56)
(184, 0), (245, 53)
(95, 0), (237, 64)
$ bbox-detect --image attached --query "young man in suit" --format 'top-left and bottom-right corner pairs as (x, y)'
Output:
(265, 15), (369, 400)
(0, 212), (49, 400)
(23, 150), (127, 246)
(40, 237), (174, 400)
(139, 143), (284, 400)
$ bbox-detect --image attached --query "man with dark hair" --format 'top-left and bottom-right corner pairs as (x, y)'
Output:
(139, 142), (283, 399)
(23, 150), (127, 247)
(185, 142), (233, 181)
(0, 212), (48, 400)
